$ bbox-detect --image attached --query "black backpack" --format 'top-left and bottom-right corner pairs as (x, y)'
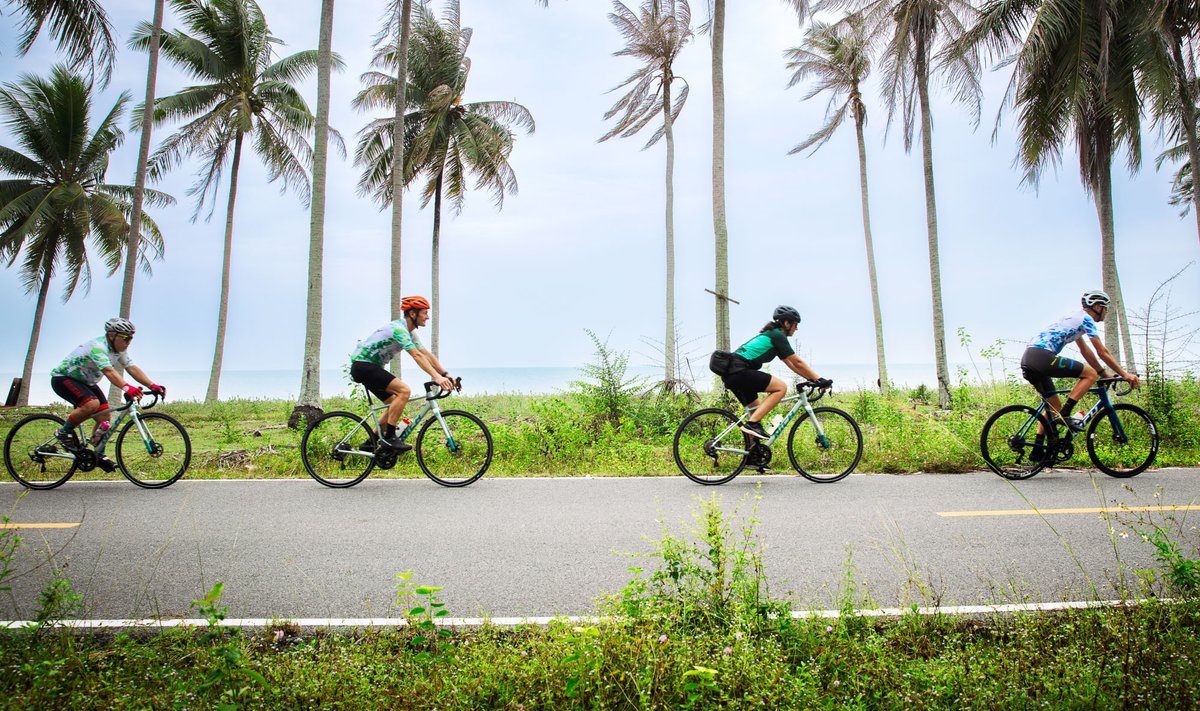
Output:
(708, 350), (748, 376)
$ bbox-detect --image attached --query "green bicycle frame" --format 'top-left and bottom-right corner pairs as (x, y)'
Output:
(711, 386), (829, 457)
(335, 386), (456, 458)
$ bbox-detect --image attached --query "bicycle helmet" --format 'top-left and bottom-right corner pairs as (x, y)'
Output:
(773, 305), (801, 324)
(104, 317), (136, 336)
(1081, 290), (1111, 308)
(400, 295), (431, 312)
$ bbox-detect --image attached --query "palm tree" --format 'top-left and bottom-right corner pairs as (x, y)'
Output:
(354, 0), (534, 356)
(700, 0), (810, 354)
(293, 0), (338, 427)
(0, 67), (169, 405)
(786, 16), (890, 391)
(1145, 0), (1200, 248)
(133, 0), (336, 402)
(819, 0), (980, 408)
(600, 0), (693, 389)
(5, 0), (118, 86)
(959, 0), (1145, 368)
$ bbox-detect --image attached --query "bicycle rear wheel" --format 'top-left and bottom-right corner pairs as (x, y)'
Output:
(1087, 404), (1158, 478)
(301, 411), (377, 488)
(980, 405), (1051, 480)
(415, 410), (492, 487)
(115, 413), (191, 489)
(3, 414), (77, 490)
(786, 407), (862, 483)
(673, 408), (748, 485)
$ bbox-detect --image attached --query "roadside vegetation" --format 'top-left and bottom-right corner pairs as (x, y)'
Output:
(1, 495), (1198, 708)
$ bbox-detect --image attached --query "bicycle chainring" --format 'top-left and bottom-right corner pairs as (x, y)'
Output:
(1053, 440), (1074, 464)
(374, 447), (398, 470)
(74, 449), (97, 472)
(746, 444), (772, 469)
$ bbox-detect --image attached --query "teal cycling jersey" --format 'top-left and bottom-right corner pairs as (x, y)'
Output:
(349, 320), (424, 366)
(1028, 310), (1099, 355)
(51, 336), (134, 385)
(733, 328), (795, 370)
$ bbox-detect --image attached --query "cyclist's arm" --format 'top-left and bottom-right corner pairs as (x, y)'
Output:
(101, 366), (137, 392)
(1084, 335), (1140, 388)
(125, 365), (155, 388)
(781, 353), (820, 382)
(407, 349), (453, 390)
(422, 349), (452, 380)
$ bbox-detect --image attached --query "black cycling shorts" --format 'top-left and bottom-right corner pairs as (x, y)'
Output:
(722, 368), (772, 406)
(1020, 347), (1084, 396)
(349, 361), (398, 402)
(51, 376), (106, 408)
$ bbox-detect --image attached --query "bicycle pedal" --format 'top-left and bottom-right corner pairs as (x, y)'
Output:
(96, 456), (117, 473)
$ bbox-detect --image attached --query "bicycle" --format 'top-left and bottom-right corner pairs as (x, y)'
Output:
(979, 375), (1157, 480)
(3, 393), (191, 490)
(672, 380), (864, 485)
(300, 378), (493, 488)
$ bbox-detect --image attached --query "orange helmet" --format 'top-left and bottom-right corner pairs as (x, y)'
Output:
(400, 295), (431, 312)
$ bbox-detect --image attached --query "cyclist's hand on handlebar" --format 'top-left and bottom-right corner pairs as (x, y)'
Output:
(434, 374), (454, 392)
(123, 384), (143, 400)
(149, 383), (166, 398)
(1124, 372), (1141, 390)
(815, 377), (833, 390)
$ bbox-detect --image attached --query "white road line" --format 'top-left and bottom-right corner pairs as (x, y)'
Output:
(0, 598), (1155, 630)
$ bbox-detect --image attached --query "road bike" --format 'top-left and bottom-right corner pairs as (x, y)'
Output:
(300, 378), (493, 488)
(672, 380), (863, 485)
(3, 393), (191, 490)
(980, 375), (1157, 480)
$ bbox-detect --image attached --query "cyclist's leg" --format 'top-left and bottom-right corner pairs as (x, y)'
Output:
(749, 376), (788, 424)
(1020, 349), (1058, 438)
(350, 361), (405, 425)
(382, 378), (412, 428)
(50, 376), (102, 444)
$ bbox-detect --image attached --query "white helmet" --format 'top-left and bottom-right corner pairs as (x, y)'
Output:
(1081, 290), (1111, 308)
(104, 317), (136, 336)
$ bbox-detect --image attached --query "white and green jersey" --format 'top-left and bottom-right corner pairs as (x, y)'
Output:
(349, 320), (424, 366)
(50, 336), (134, 385)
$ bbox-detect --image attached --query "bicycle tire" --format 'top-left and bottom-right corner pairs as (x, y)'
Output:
(672, 408), (749, 485)
(301, 411), (377, 488)
(980, 405), (1052, 480)
(786, 407), (863, 482)
(3, 414), (77, 490)
(115, 413), (191, 489)
(415, 410), (492, 487)
(1086, 403), (1158, 478)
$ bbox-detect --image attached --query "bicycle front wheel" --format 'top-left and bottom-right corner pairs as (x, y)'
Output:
(980, 405), (1051, 480)
(415, 410), (492, 487)
(672, 409), (748, 485)
(1087, 404), (1158, 478)
(3, 414), (77, 490)
(115, 413), (191, 488)
(301, 411), (377, 488)
(787, 407), (862, 483)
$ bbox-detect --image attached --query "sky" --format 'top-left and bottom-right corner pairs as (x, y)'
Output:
(1, 0), (1197, 399)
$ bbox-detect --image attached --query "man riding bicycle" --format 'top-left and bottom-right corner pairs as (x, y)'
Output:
(722, 305), (830, 441)
(349, 296), (454, 452)
(1020, 290), (1140, 440)
(50, 318), (166, 470)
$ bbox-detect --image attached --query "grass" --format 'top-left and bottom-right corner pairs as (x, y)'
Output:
(1, 376), (1197, 482)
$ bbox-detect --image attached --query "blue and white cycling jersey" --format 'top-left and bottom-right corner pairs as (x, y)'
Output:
(1028, 310), (1100, 354)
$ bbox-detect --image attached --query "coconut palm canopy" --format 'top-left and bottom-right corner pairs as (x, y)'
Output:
(0, 2), (1195, 400)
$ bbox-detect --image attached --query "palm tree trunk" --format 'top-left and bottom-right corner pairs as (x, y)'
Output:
(17, 269), (52, 407)
(854, 102), (888, 391)
(1092, 160), (1123, 359)
(295, 0), (335, 420)
(663, 72), (676, 384)
(110, 0), (164, 406)
(431, 169), (444, 357)
(206, 132), (244, 403)
(389, 0), (413, 374)
(711, 0), (730, 353)
(916, 53), (951, 407)
(1171, 40), (1200, 248)
(1112, 266), (1136, 372)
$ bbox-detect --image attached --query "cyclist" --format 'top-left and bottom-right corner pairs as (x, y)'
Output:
(723, 305), (830, 440)
(1020, 290), (1140, 442)
(50, 318), (166, 468)
(349, 296), (454, 451)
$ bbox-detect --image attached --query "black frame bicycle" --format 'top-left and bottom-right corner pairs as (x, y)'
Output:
(980, 376), (1157, 480)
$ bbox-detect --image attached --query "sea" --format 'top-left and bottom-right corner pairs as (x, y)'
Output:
(3, 362), (984, 405)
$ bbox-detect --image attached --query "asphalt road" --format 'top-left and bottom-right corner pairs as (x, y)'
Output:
(1, 469), (1198, 621)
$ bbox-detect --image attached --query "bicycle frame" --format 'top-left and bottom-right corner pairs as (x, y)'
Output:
(335, 384), (457, 458)
(34, 394), (160, 466)
(709, 386), (828, 456)
(1019, 381), (1130, 446)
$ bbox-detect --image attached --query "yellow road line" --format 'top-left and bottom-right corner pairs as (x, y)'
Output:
(938, 505), (1200, 518)
(0, 523), (80, 529)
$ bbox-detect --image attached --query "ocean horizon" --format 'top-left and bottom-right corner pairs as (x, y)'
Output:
(4, 362), (991, 405)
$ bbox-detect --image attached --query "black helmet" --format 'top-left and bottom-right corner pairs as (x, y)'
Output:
(773, 305), (801, 323)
